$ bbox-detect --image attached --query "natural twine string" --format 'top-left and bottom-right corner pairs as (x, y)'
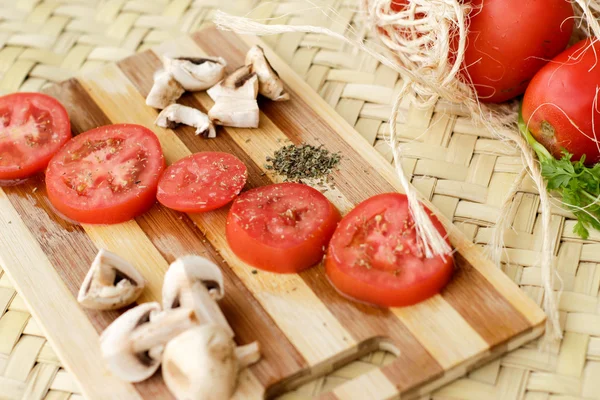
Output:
(215, 0), (600, 342)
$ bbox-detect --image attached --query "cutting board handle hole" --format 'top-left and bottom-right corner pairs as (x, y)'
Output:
(266, 337), (399, 399)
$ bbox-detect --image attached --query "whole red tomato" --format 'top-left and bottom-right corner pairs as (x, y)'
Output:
(522, 39), (600, 165)
(390, 0), (574, 103)
(464, 0), (573, 103)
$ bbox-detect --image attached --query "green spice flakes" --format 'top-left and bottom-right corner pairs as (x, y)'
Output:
(265, 144), (341, 183)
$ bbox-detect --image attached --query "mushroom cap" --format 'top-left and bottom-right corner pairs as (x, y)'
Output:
(77, 249), (145, 310)
(162, 324), (238, 400)
(100, 302), (162, 383)
(165, 55), (227, 91)
(163, 256), (225, 307)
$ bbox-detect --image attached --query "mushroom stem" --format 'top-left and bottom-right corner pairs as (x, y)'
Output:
(162, 256), (234, 338)
(235, 342), (261, 368)
(131, 308), (198, 353)
(185, 281), (234, 337)
(155, 104), (216, 138)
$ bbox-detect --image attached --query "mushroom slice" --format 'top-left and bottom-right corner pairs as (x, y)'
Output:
(234, 341), (261, 368)
(100, 302), (198, 382)
(163, 256), (234, 337)
(146, 69), (185, 109)
(209, 98), (259, 129)
(165, 56), (227, 91)
(162, 324), (261, 400)
(245, 45), (289, 101)
(155, 104), (216, 138)
(207, 65), (259, 101)
(77, 249), (145, 311)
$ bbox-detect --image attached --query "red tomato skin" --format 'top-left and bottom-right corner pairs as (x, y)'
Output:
(390, 0), (573, 103)
(464, 0), (573, 103)
(325, 193), (453, 308)
(157, 152), (247, 213)
(522, 39), (600, 165)
(0, 93), (71, 180)
(47, 178), (160, 224)
(226, 183), (341, 274)
(46, 124), (165, 224)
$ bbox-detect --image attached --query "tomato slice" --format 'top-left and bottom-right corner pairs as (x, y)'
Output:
(46, 124), (165, 224)
(0, 93), (71, 181)
(226, 182), (341, 273)
(157, 152), (247, 213)
(326, 193), (453, 307)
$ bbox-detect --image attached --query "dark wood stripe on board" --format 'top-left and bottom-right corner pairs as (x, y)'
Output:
(441, 253), (531, 345)
(194, 27), (536, 345)
(193, 29), (392, 207)
(193, 31), (450, 390)
(1, 81), (126, 332)
(116, 54), (308, 387)
(119, 46), (445, 392)
(44, 80), (174, 399)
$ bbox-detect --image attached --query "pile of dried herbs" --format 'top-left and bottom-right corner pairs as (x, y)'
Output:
(265, 144), (341, 183)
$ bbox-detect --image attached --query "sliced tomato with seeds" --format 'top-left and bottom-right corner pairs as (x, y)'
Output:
(226, 182), (341, 273)
(326, 193), (453, 307)
(45, 124), (165, 224)
(0, 93), (71, 181)
(157, 152), (248, 213)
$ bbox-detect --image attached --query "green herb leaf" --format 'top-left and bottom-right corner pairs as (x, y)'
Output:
(573, 221), (590, 240)
(518, 108), (600, 239)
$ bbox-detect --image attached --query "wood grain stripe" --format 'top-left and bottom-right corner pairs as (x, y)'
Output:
(118, 45), (439, 398)
(45, 79), (166, 304)
(0, 26), (545, 400)
(392, 295), (488, 369)
(47, 81), (170, 308)
(194, 32), (393, 208)
(1, 176), (115, 328)
(81, 61), (353, 369)
(441, 253), (532, 346)
(41, 81), (175, 399)
(55, 75), (306, 390)
(332, 369), (399, 400)
(238, 32), (545, 329)
(148, 37), (448, 393)
(199, 29), (539, 347)
(190, 30), (497, 366)
(0, 189), (140, 400)
(137, 208), (307, 387)
(151, 30), (532, 393)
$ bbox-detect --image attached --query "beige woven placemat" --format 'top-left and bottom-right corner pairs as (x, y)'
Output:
(1, 1), (598, 399)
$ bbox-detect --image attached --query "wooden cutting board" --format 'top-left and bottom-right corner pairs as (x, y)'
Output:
(0, 27), (545, 400)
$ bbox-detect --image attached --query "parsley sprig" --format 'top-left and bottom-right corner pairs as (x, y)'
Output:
(518, 110), (600, 239)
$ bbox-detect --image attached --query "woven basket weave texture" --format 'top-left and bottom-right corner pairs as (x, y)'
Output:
(1, 1), (599, 399)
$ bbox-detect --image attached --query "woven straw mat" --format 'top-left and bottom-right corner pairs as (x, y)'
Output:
(1, 0), (599, 399)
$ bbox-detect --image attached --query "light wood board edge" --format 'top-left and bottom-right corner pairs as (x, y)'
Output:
(410, 323), (545, 399)
(0, 189), (141, 400)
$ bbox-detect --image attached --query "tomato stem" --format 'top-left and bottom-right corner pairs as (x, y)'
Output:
(518, 107), (553, 162)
